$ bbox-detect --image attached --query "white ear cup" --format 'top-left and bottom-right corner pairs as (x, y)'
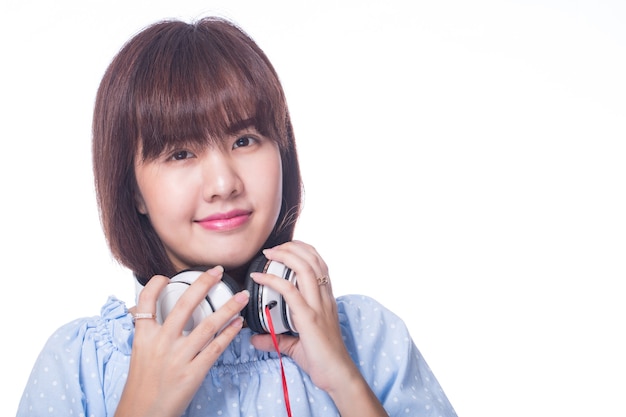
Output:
(156, 270), (237, 336)
(260, 261), (297, 334)
(137, 255), (298, 336)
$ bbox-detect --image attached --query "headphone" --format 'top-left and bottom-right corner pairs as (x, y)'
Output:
(136, 255), (298, 335)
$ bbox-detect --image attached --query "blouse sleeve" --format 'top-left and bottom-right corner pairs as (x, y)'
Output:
(16, 297), (133, 417)
(337, 295), (457, 417)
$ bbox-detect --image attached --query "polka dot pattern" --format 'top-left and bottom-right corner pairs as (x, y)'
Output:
(16, 295), (456, 416)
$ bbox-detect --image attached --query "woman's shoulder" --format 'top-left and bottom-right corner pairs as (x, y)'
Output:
(17, 297), (134, 417)
(336, 294), (406, 328)
(335, 294), (413, 354)
(41, 296), (134, 357)
(335, 295), (458, 416)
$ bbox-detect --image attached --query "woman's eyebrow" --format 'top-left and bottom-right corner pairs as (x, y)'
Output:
(228, 117), (256, 134)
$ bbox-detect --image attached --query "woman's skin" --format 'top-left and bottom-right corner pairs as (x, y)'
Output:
(115, 127), (387, 417)
(133, 128), (283, 280)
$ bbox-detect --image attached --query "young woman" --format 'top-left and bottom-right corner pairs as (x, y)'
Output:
(17, 17), (456, 417)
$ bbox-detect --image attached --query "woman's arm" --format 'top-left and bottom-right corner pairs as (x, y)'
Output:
(249, 241), (388, 417)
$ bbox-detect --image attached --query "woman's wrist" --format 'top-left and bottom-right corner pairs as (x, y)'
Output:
(324, 363), (387, 417)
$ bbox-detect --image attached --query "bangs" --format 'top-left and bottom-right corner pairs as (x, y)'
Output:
(132, 20), (288, 160)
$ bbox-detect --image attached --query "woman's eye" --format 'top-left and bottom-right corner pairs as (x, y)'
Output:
(233, 136), (257, 149)
(170, 150), (195, 161)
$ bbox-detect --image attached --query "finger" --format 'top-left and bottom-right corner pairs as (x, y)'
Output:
(135, 275), (170, 326)
(271, 241), (329, 282)
(186, 290), (249, 356)
(266, 241), (326, 273)
(263, 242), (331, 304)
(250, 270), (314, 330)
(194, 315), (244, 367)
(159, 266), (224, 336)
(249, 332), (298, 354)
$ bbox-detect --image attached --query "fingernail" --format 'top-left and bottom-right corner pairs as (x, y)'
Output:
(249, 272), (261, 282)
(235, 290), (250, 304)
(207, 265), (224, 277)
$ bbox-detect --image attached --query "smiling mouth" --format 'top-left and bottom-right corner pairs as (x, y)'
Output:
(196, 210), (251, 231)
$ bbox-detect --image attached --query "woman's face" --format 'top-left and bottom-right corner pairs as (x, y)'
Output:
(134, 128), (283, 273)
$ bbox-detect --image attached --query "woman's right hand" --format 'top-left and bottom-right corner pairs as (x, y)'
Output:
(114, 265), (249, 417)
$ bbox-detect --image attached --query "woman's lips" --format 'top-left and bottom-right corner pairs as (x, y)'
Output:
(196, 210), (251, 231)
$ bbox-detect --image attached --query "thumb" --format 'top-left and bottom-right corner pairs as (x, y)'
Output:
(250, 333), (297, 355)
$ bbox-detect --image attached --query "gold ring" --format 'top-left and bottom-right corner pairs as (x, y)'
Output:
(133, 312), (156, 320)
(317, 275), (329, 285)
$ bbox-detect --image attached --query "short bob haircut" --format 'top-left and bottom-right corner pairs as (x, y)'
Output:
(92, 17), (302, 282)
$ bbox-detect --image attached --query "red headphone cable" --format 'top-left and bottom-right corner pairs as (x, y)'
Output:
(265, 304), (293, 417)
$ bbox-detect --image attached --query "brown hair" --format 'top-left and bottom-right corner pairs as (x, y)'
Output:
(92, 17), (302, 281)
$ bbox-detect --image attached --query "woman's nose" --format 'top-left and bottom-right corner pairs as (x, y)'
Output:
(201, 151), (242, 201)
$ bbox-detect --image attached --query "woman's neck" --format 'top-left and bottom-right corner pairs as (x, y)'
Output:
(225, 262), (252, 287)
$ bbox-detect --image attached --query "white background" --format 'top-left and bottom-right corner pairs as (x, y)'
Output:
(1, 1), (624, 416)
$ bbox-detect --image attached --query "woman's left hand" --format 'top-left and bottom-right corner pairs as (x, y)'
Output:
(249, 241), (386, 417)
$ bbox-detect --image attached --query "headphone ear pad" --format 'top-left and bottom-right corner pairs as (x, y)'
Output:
(243, 255), (268, 333)
(156, 270), (208, 335)
(156, 269), (241, 335)
(219, 272), (242, 295)
(243, 255), (298, 335)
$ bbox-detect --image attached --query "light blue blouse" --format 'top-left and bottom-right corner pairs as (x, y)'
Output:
(17, 294), (456, 417)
